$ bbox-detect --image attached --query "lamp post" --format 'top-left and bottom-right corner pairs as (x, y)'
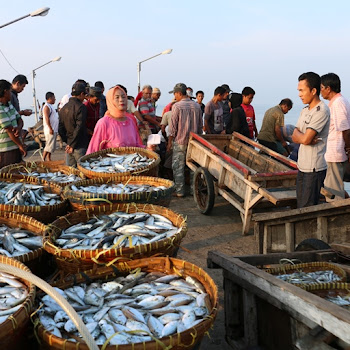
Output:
(137, 49), (172, 93)
(0, 7), (50, 29)
(32, 56), (61, 123)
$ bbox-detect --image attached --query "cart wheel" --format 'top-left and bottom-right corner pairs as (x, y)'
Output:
(295, 238), (331, 251)
(193, 167), (215, 214)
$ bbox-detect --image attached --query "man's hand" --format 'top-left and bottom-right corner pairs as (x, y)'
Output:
(22, 109), (32, 116)
(166, 140), (173, 152)
(19, 144), (27, 157)
(65, 145), (73, 154)
(13, 126), (20, 137)
(49, 127), (54, 135)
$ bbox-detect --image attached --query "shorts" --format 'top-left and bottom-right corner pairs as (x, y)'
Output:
(44, 132), (57, 153)
(323, 161), (346, 200)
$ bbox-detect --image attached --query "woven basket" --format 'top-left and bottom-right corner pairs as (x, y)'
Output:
(43, 203), (187, 274)
(265, 262), (347, 287)
(0, 173), (68, 224)
(63, 176), (175, 210)
(35, 256), (218, 350)
(0, 160), (85, 187)
(77, 147), (160, 179)
(0, 255), (36, 350)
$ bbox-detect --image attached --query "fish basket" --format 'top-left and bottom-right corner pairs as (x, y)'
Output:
(63, 176), (175, 210)
(0, 173), (68, 224)
(43, 203), (187, 274)
(0, 160), (86, 187)
(265, 262), (347, 287)
(0, 255), (36, 350)
(35, 256), (218, 350)
(77, 147), (160, 179)
(0, 211), (54, 278)
(302, 282), (350, 300)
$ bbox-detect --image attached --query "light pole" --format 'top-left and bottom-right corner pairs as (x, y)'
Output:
(0, 7), (50, 29)
(137, 49), (172, 93)
(32, 56), (61, 123)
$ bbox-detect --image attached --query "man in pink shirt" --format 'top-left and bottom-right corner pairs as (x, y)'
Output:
(321, 73), (350, 200)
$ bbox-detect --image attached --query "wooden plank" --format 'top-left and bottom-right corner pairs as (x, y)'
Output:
(317, 216), (328, 242)
(217, 166), (226, 187)
(249, 173), (298, 182)
(217, 188), (245, 213)
(263, 225), (270, 254)
(242, 289), (258, 346)
(285, 222), (295, 253)
(255, 222), (265, 254)
(331, 243), (350, 255)
(209, 251), (350, 344)
(243, 186), (253, 235)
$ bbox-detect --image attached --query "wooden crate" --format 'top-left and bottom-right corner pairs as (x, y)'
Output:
(253, 198), (350, 254)
(207, 249), (350, 350)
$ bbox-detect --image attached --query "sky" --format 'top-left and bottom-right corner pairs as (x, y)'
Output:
(1, 0), (350, 124)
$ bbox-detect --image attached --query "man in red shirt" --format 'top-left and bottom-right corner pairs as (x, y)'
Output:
(241, 86), (258, 139)
(84, 87), (102, 140)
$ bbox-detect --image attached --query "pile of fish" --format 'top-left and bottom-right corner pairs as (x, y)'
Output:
(70, 183), (167, 195)
(275, 270), (342, 285)
(53, 212), (181, 250)
(326, 295), (350, 308)
(79, 153), (155, 174)
(0, 272), (29, 324)
(0, 182), (61, 206)
(0, 224), (42, 257)
(20, 171), (82, 184)
(38, 270), (211, 345)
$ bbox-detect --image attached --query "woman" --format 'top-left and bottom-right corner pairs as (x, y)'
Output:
(0, 80), (26, 167)
(86, 85), (144, 154)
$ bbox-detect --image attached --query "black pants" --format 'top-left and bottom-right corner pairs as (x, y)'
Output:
(257, 139), (278, 152)
(296, 170), (326, 208)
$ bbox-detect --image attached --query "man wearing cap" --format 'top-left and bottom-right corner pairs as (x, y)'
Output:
(221, 84), (231, 130)
(138, 85), (161, 133)
(84, 87), (102, 140)
(151, 87), (161, 110)
(58, 82), (89, 167)
(168, 83), (202, 197)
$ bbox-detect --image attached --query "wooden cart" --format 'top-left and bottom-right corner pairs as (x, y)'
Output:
(207, 249), (350, 350)
(253, 198), (350, 254)
(186, 132), (298, 234)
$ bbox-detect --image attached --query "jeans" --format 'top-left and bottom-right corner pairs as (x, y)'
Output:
(66, 147), (86, 168)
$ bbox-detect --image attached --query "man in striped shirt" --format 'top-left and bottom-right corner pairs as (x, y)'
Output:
(0, 80), (27, 167)
(168, 83), (202, 197)
(138, 85), (161, 133)
(321, 73), (350, 200)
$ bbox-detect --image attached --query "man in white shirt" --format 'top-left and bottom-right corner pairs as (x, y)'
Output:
(321, 73), (350, 200)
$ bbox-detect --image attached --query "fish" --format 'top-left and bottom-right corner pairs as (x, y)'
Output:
(274, 270), (342, 285)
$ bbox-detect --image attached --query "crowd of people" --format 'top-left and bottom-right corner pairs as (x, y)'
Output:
(0, 72), (349, 207)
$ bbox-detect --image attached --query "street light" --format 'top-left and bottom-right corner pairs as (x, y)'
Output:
(137, 49), (173, 93)
(32, 56), (61, 123)
(0, 7), (50, 29)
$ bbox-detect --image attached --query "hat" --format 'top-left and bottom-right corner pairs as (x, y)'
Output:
(152, 87), (161, 95)
(186, 87), (194, 99)
(88, 86), (102, 98)
(221, 84), (232, 93)
(169, 83), (187, 94)
(71, 82), (87, 96)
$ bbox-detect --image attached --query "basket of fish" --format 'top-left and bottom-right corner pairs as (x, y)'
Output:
(0, 160), (85, 187)
(302, 282), (350, 308)
(265, 262), (347, 287)
(0, 174), (68, 224)
(63, 176), (175, 210)
(43, 203), (187, 274)
(0, 211), (52, 277)
(77, 147), (160, 179)
(34, 256), (218, 350)
(0, 255), (36, 350)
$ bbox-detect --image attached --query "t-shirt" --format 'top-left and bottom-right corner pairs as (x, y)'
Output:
(296, 101), (330, 172)
(43, 103), (59, 134)
(258, 105), (285, 143)
(204, 100), (223, 133)
(161, 111), (172, 126)
(127, 99), (137, 114)
(324, 94), (350, 163)
(0, 102), (21, 152)
(138, 98), (156, 130)
(241, 104), (256, 139)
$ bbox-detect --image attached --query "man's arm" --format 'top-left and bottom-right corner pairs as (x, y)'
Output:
(292, 128), (318, 145)
(5, 126), (26, 156)
(69, 106), (86, 150)
(343, 129), (350, 161)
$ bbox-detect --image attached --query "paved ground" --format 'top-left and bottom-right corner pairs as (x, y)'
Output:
(23, 147), (256, 349)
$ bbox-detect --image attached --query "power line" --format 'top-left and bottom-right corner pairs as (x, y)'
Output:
(0, 47), (19, 74)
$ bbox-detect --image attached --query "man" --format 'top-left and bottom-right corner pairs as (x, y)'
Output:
(204, 86), (226, 134)
(151, 87), (161, 110)
(196, 90), (205, 114)
(221, 84), (231, 129)
(186, 87), (195, 99)
(321, 73), (350, 200)
(138, 85), (161, 133)
(58, 79), (87, 110)
(95, 81), (107, 117)
(258, 98), (293, 156)
(11, 75), (32, 117)
(42, 92), (59, 161)
(167, 83), (202, 197)
(84, 87), (102, 140)
(241, 86), (258, 139)
(58, 82), (89, 167)
(292, 72), (330, 208)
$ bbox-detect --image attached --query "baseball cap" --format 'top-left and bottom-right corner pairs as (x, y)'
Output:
(221, 84), (232, 93)
(71, 82), (88, 95)
(169, 83), (187, 94)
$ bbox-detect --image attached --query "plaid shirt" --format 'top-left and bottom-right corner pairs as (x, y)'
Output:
(0, 102), (20, 152)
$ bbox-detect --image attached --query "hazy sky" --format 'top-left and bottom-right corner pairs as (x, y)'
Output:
(2, 0), (350, 120)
